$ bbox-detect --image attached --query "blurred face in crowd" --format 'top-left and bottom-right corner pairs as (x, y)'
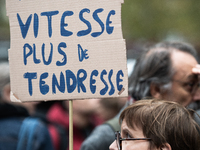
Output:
(160, 50), (199, 106)
(109, 120), (153, 150)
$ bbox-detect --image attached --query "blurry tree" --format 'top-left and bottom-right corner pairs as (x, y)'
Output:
(1, 0), (200, 48)
(121, 0), (200, 49)
(0, 0), (9, 40)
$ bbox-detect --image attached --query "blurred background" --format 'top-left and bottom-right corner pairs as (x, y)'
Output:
(1, 1), (200, 148)
(0, 0), (9, 61)
(121, 0), (200, 58)
(1, 0), (200, 60)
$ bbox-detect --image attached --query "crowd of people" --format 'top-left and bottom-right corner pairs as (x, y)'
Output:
(80, 41), (200, 150)
(1, 41), (200, 150)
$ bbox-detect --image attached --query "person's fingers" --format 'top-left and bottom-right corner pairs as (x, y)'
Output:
(192, 65), (200, 74)
(196, 64), (200, 68)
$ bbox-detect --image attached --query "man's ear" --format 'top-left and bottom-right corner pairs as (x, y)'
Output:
(150, 83), (162, 99)
(160, 143), (171, 150)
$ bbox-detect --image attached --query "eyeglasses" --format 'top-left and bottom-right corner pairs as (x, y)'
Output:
(172, 79), (200, 94)
(115, 131), (151, 150)
(172, 74), (200, 94)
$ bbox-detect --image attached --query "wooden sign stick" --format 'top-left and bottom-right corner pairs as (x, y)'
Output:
(69, 100), (73, 150)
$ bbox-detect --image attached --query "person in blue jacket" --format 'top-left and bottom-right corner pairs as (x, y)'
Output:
(0, 61), (54, 150)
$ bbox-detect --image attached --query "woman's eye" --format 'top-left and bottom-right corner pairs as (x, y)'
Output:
(125, 132), (132, 138)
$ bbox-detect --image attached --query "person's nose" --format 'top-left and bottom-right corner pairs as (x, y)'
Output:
(109, 140), (118, 150)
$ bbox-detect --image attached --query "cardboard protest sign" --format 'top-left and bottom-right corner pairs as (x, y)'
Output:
(6, 0), (128, 102)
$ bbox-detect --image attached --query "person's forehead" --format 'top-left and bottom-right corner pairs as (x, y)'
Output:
(121, 119), (134, 131)
(171, 50), (197, 79)
(121, 120), (127, 129)
(121, 120), (141, 133)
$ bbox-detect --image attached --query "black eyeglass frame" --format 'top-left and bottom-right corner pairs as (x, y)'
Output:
(115, 131), (151, 150)
(172, 74), (200, 94)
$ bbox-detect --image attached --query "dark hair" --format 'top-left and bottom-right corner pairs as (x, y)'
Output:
(120, 99), (200, 150)
(129, 41), (198, 100)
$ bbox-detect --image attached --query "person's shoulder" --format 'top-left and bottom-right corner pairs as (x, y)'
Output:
(0, 117), (23, 149)
(84, 123), (114, 140)
(80, 124), (115, 150)
(194, 109), (200, 126)
(0, 117), (23, 136)
(19, 117), (54, 150)
(96, 123), (114, 131)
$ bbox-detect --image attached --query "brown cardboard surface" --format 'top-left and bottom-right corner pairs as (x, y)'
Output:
(6, 0), (128, 102)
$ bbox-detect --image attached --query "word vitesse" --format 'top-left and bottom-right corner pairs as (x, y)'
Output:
(17, 8), (116, 39)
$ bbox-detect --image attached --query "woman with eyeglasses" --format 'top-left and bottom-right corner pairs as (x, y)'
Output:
(109, 99), (200, 150)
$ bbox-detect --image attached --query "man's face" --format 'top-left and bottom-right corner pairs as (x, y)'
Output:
(162, 50), (198, 107)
